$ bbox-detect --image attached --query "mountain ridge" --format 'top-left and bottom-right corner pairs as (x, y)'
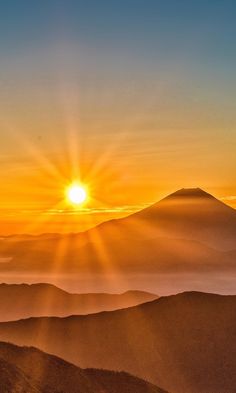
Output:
(0, 341), (168, 393)
(0, 283), (158, 322)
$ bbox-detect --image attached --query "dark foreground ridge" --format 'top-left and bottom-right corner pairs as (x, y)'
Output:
(0, 341), (167, 393)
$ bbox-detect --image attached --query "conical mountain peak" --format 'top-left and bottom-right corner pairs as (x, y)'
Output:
(162, 188), (215, 201)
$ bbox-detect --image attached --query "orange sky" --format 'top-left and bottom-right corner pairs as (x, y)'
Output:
(0, 3), (236, 235)
(0, 121), (235, 235)
(0, 93), (235, 235)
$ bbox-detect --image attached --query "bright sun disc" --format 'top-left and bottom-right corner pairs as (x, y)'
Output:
(67, 184), (87, 205)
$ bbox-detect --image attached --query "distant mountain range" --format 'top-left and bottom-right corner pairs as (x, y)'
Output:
(0, 342), (167, 393)
(0, 283), (158, 321)
(0, 292), (236, 393)
(0, 188), (235, 276)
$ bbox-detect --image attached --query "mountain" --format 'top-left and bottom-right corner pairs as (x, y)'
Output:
(0, 188), (235, 277)
(91, 187), (236, 251)
(0, 342), (167, 393)
(0, 292), (236, 393)
(0, 283), (158, 321)
(130, 188), (236, 250)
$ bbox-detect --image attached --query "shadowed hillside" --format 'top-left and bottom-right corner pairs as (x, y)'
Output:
(0, 293), (236, 393)
(0, 283), (157, 321)
(0, 342), (167, 393)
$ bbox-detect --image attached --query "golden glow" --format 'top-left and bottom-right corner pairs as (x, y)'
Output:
(66, 183), (88, 205)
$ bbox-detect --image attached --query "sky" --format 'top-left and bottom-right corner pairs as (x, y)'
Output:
(0, 0), (235, 234)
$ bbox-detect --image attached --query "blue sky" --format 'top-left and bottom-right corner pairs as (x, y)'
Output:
(0, 1), (235, 59)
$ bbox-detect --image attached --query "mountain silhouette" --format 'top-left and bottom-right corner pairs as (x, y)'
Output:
(0, 188), (235, 278)
(131, 188), (236, 249)
(0, 283), (157, 321)
(0, 292), (236, 393)
(0, 341), (167, 393)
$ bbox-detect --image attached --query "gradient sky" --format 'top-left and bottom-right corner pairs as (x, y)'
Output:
(0, 0), (235, 234)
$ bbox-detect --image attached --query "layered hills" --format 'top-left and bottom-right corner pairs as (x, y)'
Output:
(0, 292), (235, 393)
(0, 283), (157, 321)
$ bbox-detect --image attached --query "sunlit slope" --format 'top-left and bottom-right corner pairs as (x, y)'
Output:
(0, 283), (158, 321)
(0, 342), (167, 393)
(0, 293), (236, 393)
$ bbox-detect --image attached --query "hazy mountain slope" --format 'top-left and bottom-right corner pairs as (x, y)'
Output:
(0, 283), (158, 321)
(0, 293), (236, 393)
(0, 188), (235, 275)
(0, 342), (167, 393)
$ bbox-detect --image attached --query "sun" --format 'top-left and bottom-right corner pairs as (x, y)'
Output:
(66, 183), (88, 205)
